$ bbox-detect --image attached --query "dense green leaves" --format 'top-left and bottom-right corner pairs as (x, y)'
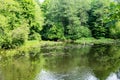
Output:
(15, 0), (44, 39)
(41, 0), (92, 40)
(41, 0), (119, 40)
(0, 0), (43, 49)
(109, 21), (120, 38)
(103, 1), (120, 38)
(1, 0), (120, 49)
(87, 0), (111, 38)
(41, 23), (64, 40)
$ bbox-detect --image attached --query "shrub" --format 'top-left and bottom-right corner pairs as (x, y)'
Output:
(0, 33), (12, 49)
(0, 14), (12, 49)
(11, 26), (29, 47)
(109, 21), (120, 39)
(66, 26), (92, 40)
(0, 23), (29, 49)
(41, 23), (65, 41)
(79, 26), (92, 38)
(29, 32), (41, 40)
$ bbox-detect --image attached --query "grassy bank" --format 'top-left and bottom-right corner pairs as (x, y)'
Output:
(22, 40), (63, 48)
(1, 38), (119, 50)
(0, 40), (63, 57)
(0, 38), (120, 58)
(23, 38), (120, 47)
(74, 38), (119, 45)
(0, 38), (119, 51)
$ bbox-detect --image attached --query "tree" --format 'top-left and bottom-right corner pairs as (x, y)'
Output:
(88, 0), (111, 38)
(0, 0), (44, 49)
(105, 2), (120, 21)
(104, 1), (120, 39)
(41, 0), (91, 40)
(15, 0), (44, 40)
(41, 23), (64, 40)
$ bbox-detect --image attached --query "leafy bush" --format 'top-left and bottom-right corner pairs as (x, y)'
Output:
(79, 26), (92, 38)
(109, 21), (120, 39)
(0, 25), (29, 49)
(11, 26), (29, 48)
(91, 25), (107, 39)
(66, 26), (91, 40)
(41, 23), (65, 41)
(0, 33), (12, 49)
(29, 32), (41, 40)
(0, 0), (43, 49)
(0, 14), (11, 49)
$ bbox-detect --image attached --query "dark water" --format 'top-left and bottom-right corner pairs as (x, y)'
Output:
(0, 44), (120, 80)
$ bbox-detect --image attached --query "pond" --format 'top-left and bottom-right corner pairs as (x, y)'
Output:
(0, 44), (120, 80)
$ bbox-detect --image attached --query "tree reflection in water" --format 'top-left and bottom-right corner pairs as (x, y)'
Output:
(38, 44), (120, 80)
(0, 44), (120, 80)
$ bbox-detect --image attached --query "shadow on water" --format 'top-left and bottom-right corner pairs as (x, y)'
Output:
(0, 44), (120, 80)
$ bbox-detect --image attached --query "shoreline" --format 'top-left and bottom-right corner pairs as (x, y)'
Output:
(0, 38), (120, 57)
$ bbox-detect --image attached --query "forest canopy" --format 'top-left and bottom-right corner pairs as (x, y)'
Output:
(0, 0), (120, 49)
(41, 0), (120, 40)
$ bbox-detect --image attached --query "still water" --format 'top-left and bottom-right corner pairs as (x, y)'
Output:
(0, 44), (120, 80)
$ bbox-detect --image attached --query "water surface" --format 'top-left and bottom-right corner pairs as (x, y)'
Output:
(0, 44), (120, 80)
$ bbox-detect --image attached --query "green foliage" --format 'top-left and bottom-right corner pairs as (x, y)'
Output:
(0, 14), (8, 28)
(1, 0), (120, 49)
(79, 26), (92, 38)
(41, 0), (50, 13)
(42, 0), (120, 40)
(91, 25), (107, 39)
(108, 3), (120, 21)
(1, 25), (29, 49)
(41, 23), (65, 40)
(41, 0), (91, 40)
(88, 0), (111, 38)
(0, 14), (10, 49)
(75, 38), (116, 44)
(103, 1), (120, 39)
(11, 25), (29, 47)
(0, 0), (44, 49)
(109, 21), (120, 38)
(0, 0), (21, 30)
(16, 0), (44, 37)
(29, 32), (41, 40)
(0, 14), (7, 42)
(0, 33), (12, 49)
(66, 26), (91, 40)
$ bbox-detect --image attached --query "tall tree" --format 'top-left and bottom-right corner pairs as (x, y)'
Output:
(87, 0), (111, 38)
(105, 1), (120, 38)
(41, 0), (91, 40)
(15, 0), (44, 40)
(0, 0), (44, 48)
